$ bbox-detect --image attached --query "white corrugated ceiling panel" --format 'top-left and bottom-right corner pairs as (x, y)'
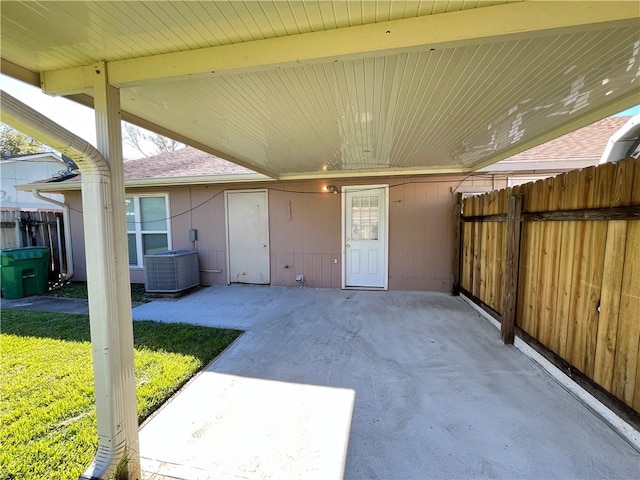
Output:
(119, 24), (639, 176)
(1, 1), (638, 178)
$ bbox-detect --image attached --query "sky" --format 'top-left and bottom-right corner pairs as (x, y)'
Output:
(615, 105), (640, 116)
(1, 73), (638, 156)
(0, 74), (145, 158)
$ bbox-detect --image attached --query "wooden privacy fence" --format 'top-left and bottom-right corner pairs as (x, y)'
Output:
(453, 157), (640, 415)
(0, 210), (68, 283)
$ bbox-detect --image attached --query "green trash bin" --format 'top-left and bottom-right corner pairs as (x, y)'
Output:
(0, 247), (51, 299)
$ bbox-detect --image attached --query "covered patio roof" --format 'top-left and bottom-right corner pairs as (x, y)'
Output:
(1, 2), (639, 478)
(2, 1), (639, 179)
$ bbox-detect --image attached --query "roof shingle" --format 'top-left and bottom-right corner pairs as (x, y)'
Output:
(506, 116), (631, 162)
(123, 147), (255, 179)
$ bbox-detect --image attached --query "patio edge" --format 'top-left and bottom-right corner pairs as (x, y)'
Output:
(459, 293), (640, 453)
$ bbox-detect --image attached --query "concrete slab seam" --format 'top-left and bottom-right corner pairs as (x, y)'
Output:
(459, 293), (640, 452)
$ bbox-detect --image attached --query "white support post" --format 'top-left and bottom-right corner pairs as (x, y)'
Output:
(0, 88), (139, 479)
(81, 61), (140, 479)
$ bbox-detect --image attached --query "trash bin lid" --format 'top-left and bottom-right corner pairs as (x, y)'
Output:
(0, 246), (50, 260)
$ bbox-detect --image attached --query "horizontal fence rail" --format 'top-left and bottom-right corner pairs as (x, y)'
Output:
(454, 157), (640, 416)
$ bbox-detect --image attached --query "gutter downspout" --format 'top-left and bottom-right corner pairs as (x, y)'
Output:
(31, 190), (74, 281)
(1, 91), (139, 479)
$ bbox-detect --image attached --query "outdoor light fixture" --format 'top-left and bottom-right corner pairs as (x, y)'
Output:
(325, 185), (338, 194)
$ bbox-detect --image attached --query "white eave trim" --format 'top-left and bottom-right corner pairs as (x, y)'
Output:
(14, 173), (273, 192)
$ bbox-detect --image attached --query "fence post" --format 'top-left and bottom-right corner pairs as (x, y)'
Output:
(501, 194), (523, 344)
(14, 211), (23, 247)
(452, 192), (463, 295)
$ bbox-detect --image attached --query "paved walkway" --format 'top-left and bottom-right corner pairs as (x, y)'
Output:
(1, 294), (90, 314)
(4, 287), (639, 479)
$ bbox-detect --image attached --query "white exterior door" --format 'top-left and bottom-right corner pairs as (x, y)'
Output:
(226, 190), (270, 284)
(343, 185), (388, 289)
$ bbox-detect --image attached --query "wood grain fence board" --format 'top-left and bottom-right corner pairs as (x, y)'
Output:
(0, 211), (17, 248)
(483, 192), (493, 308)
(629, 158), (640, 411)
(583, 220), (608, 381)
(539, 175), (564, 352)
(583, 163), (615, 378)
(473, 217), (483, 298)
(487, 191), (499, 309)
(594, 220), (629, 390)
(632, 159), (640, 411)
(495, 190), (507, 311)
(594, 159), (634, 391)
(501, 194), (523, 344)
(494, 189), (508, 312)
(461, 222), (472, 292)
(477, 195), (486, 301)
(467, 221), (475, 294)
(565, 167), (597, 372)
(611, 159), (640, 408)
(521, 180), (545, 338)
(469, 194), (479, 294)
(480, 194), (491, 303)
(535, 178), (553, 346)
(619, 221), (640, 411)
(462, 196), (473, 292)
(515, 184), (532, 334)
(452, 193), (463, 295)
(610, 221), (640, 410)
(554, 169), (581, 359)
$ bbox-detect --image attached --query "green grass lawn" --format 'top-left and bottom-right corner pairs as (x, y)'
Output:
(1, 309), (242, 480)
(48, 281), (148, 303)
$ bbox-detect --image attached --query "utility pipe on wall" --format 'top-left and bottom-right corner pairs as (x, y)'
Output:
(1, 91), (140, 479)
(31, 190), (74, 281)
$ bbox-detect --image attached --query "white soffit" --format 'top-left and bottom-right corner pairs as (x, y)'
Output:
(1, 1), (639, 179)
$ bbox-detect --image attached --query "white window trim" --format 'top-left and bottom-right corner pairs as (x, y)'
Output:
(126, 193), (172, 268)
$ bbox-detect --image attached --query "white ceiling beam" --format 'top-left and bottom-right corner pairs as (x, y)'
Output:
(41, 1), (639, 95)
(1, 59), (39, 87)
(279, 165), (471, 181)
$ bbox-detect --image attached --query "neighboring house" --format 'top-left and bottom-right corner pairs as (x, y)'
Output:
(479, 116), (631, 186)
(23, 147), (501, 292)
(19, 116), (633, 293)
(0, 152), (68, 210)
(600, 114), (640, 164)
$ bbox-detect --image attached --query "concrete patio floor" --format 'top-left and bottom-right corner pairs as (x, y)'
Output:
(132, 286), (639, 480)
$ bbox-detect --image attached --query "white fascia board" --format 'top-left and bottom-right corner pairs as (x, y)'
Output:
(0, 152), (64, 164)
(14, 173), (273, 193)
(41, 1), (640, 94)
(126, 173), (272, 187)
(479, 157), (599, 173)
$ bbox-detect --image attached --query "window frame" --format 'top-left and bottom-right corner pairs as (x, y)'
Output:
(126, 193), (172, 268)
